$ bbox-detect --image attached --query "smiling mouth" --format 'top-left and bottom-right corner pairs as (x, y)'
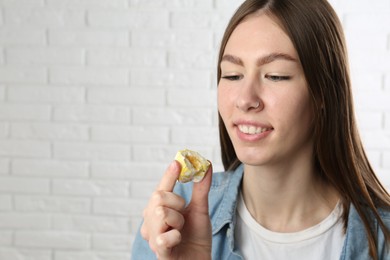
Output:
(238, 125), (273, 135)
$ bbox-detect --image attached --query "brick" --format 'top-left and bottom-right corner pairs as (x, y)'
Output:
(15, 195), (90, 214)
(171, 126), (219, 145)
(53, 215), (129, 233)
(0, 249), (51, 260)
(11, 123), (89, 141)
(52, 179), (129, 197)
(15, 231), (90, 249)
(0, 232), (12, 246)
(0, 140), (51, 158)
(131, 68), (212, 88)
(8, 86), (85, 103)
(337, 0), (390, 11)
(0, 213), (50, 229)
(93, 198), (144, 216)
(345, 12), (390, 32)
(385, 112), (390, 131)
(54, 142), (131, 161)
(350, 72), (383, 92)
(50, 67), (128, 85)
(87, 88), (165, 105)
(0, 122), (8, 138)
(0, 29), (46, 45)
(0, 104), (50, 120)
(4, 9), (85, 27)
(0, 0), (45, 7)
(132, 30), (213, 50)
(91, 125), (169, 144)
(349, 51), (390, 72)
(345, 30), (388, 51)
(129, 0), (213, 9)
(0, 67), (47, 83)
(0, 85), (5, 100)
(0, 195), (12, 211)
(49, 30), (129, 47)
(133, 107), (213, 126)
(354, 90), (390, 111)
(364, 150), (382, 170)
(90, 162), (165, 180)
(168, 49), (215, 69)
(55, 251), (131, 260)
(355, 111), (383, 131)
(384, 152), (390, 169)
(0, 159), (10, 175)
(360, 131), (390, 149)
(54, 105), (130, 124)
(6, 48), (85, 65)
(171, 11), (225, 29)
(12, 159), (89, 178)
(215, 0), (247, 9)
(47, 0), (128, 8)
(130, 216), (142, 233)
(92, 234), (132, 251)
(130, 181), (156, 199)
(385, 73), (390, 90)
(0, 177), (50, 194)
(87, 48), (166, 67)
(88, 10), (169, 29)
(167, 89), (217, 107)
(0, 48), (4, 65)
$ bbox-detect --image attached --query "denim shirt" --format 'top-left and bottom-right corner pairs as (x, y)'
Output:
(131, 164), (390, 259)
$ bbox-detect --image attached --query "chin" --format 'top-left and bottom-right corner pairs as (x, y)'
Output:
(235, 148), (272, 167)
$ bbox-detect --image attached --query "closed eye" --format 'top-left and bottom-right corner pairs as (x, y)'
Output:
(221, 75), (242, 81)
(266, 75), (291, 82)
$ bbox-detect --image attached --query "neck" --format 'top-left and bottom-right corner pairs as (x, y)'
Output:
(241, 160), (339, 233)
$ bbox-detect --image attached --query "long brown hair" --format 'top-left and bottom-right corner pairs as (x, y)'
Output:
(217, 0), (390, 258)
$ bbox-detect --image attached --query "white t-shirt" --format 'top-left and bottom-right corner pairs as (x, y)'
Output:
(235, 193), (345, 260)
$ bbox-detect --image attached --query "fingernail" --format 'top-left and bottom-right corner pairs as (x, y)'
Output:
(169, 160), (178, 171)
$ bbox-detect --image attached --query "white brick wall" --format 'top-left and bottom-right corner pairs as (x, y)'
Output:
(0, 0), (389, 259)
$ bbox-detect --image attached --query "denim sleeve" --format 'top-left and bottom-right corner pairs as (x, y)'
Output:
(131, 224), (157, 260)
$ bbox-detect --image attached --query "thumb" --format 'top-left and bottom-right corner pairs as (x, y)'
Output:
(189, 162), (213, 213)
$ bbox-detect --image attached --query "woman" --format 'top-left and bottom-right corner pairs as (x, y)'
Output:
(131, 0), (390, 259)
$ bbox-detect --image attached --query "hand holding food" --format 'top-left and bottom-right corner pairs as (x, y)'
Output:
(140, 151), (213, 259)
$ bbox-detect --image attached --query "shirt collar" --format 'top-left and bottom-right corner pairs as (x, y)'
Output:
(212, 164), (244, 235)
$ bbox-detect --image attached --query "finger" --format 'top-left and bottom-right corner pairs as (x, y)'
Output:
(190, 162), (213, 213)
(157, 160), (181, 192)
(155, 229), (182, 259)
(155, 206), (185, 232)
(149, 190), (186, 212)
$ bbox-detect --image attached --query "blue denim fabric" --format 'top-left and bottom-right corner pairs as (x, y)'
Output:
(131, 164), (390, 259)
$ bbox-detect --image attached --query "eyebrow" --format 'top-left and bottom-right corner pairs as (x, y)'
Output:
(221, 53), (297, 67)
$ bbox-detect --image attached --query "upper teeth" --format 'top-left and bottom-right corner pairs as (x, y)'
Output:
(238, 125), (271, 134)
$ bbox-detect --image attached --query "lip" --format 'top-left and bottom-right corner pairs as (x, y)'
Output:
(233, 120), (273, 142)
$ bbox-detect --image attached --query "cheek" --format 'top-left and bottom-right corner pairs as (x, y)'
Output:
(276, 92), (314, 130)
(217, 85), (234, 117)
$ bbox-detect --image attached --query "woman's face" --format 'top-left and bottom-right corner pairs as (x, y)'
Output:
(218, 13), (314, 167)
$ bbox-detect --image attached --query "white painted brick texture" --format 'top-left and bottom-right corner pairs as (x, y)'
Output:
(0, 0), (389, 259)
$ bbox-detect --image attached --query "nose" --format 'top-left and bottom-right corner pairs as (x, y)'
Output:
(235, 78), (263, 111)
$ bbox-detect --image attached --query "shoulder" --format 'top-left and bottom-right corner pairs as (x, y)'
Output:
(344, 204), (390, 259)
(378, 207), (390, 221)
(347, 204), (390, 229)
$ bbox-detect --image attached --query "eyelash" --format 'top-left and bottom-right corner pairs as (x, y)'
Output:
(221, 75), (291, 81)
(266, 75), (291, 81)
(221, 75), (242, 81)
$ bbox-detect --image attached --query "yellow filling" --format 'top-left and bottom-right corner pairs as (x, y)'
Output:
(174, 149), (210, 183)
